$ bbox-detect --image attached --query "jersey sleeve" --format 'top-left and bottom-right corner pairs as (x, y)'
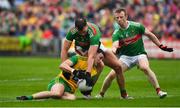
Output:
(87, 23), (101, 46)
(90, 33), (100, 46)
(112, 29), (120, 42)
(69, 55), (78, 65)
(139, 23), (145, 34)
(66, 28), (76, 41)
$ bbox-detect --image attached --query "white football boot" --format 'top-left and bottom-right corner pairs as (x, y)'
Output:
(158, 91), (167, 99)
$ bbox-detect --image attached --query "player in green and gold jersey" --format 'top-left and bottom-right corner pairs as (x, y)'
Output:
(16, 51), (104, 100)
(96, 8), (173, 99)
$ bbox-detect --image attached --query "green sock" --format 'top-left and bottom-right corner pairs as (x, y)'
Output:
(27, 96), (33, 100)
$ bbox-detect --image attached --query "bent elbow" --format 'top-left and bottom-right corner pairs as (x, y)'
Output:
(59, 63), (64, 70)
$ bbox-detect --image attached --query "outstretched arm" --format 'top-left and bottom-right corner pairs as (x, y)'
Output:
(144, 28), (161, 47)
(144, 28), (173, 52)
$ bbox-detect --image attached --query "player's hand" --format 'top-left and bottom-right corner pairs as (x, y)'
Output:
(84, 72), (93, 86)
(62, 71), (71, 80)
(159, 44), (173, 52)
(72, 70), (86, 79)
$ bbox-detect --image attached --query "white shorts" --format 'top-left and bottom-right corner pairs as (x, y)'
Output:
(119, 54), (147, 68)
(99, 43), (107, 52)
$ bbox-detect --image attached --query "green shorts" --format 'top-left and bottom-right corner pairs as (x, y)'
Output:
(47, 77), (72, 93)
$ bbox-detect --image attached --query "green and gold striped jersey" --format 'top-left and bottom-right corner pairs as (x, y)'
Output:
(58, 55), (97, 93)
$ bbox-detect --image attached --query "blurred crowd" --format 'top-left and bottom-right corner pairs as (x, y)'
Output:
(0, 0), (179, 44)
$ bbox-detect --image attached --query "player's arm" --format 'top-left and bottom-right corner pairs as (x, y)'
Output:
(59, 59), (74, 73)
(61, 39), (72, 62)
(61, 29), (74, 62)
(144, 28), (161, 47)
(84, 45), (98, 87)
(112, 40), (122, 54)
(86, 45), (98, 73)
(144, 28), (173, 52)
(112, 29), (122, 54)
(86, 31), (101, 74)
(60, 56), (85, 78)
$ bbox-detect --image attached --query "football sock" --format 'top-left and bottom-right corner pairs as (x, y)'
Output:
(156, 88), (161, 94)
(27, 95), (33, 100)
(120, 89), (127, 97)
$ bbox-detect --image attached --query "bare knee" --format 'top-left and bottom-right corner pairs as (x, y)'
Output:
(104, 50), (122, 73)
(97, 60), (104, 72)
(68, 95), (76, 100)
(139, 66), (150, 75)
(110, 63), (122, 75)
(51, 91), (63, 98)
(62, 93), (76, 100)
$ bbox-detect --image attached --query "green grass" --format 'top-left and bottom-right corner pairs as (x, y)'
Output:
(0, 57), (180, 107)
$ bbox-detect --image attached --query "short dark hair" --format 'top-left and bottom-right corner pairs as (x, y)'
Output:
(114, 8), (127, 16)
(75, 17), (87, 31)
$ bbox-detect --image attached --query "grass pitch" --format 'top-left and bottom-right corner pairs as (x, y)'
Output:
(0, 57), (180, 107)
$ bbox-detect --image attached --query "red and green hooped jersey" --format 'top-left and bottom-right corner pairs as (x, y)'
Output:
(66, 22), (101, 55)
(112, 21), (147, 56)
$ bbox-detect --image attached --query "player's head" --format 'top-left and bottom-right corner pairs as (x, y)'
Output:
(114, 8), (127, 26)
(75, 17), (88, 35)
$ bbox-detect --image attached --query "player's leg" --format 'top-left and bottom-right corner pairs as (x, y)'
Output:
(93, 60), (104, 85)
(95, 70), (116, 98)
(96, 61), (129, 98)
(34, 83), (65, 99)
(79, 60), (104, 99)
(16, 83), (65, 100)
(137, 54), (167, 98)
(61, 92), (76, 100)
(103, 50), (128, 98)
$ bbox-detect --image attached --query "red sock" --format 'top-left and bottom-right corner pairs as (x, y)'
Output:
(121, 92), (127, 98)
(120, 89), (127, 98)
(156, 88), (161, 94)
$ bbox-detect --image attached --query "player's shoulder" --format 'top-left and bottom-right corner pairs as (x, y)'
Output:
(87, 22), (99, 35)
(69, 55), (78, 63)
(129, 21), (143, 27)
(69, 27), (78, 35)
(112, 29), (119, 36)
(87, 22), (98, 28)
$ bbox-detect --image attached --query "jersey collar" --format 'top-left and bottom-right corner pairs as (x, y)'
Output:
(119, 21), (130, 30)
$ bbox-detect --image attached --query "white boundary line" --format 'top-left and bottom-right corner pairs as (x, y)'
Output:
(0, 78), (45, 83)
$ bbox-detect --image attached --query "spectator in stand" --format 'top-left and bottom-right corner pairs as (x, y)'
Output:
(0, 0), (179, 40)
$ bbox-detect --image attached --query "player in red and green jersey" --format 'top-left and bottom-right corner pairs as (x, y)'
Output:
(112, 21), (147, 56)
(66, 21), (101, 56)
(16, 51), (104, 100)
(96, 8), (173, 99)
(61, 17), (130, 99)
